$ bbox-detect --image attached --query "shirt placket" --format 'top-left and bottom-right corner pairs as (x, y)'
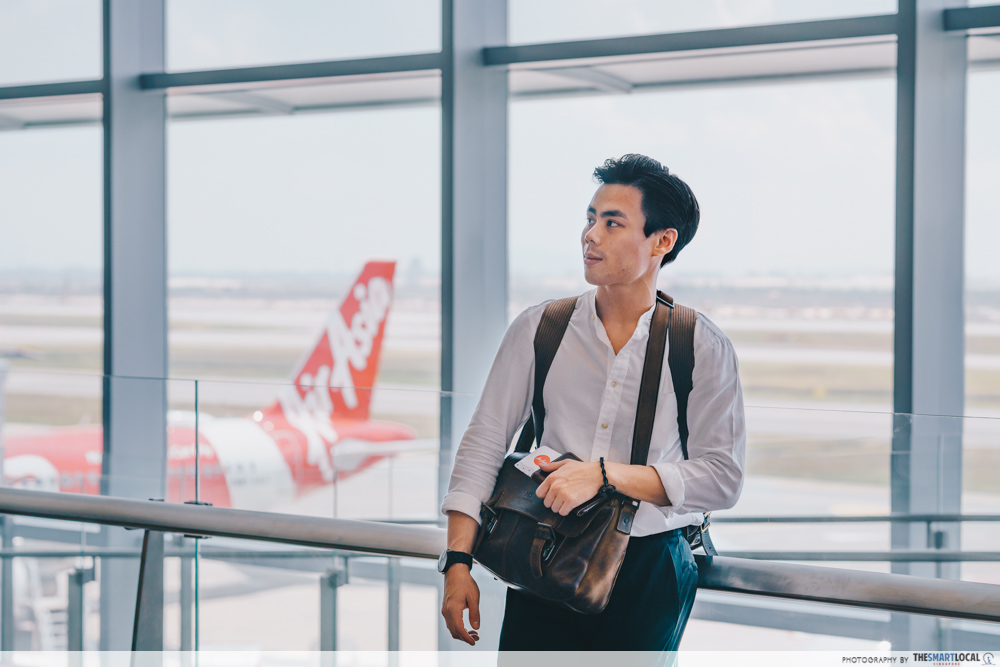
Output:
(589, 344), (632, 462)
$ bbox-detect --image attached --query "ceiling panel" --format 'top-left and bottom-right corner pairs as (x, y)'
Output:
(0, 94), (101, 130)
(2, 32), (999, 129)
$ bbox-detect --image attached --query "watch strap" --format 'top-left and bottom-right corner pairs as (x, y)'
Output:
(443, 550), (473, 572)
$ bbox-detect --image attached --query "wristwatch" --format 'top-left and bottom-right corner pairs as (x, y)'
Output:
(438, 549), (474, 574)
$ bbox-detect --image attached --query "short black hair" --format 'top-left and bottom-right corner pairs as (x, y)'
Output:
(593, 154), (700, 266)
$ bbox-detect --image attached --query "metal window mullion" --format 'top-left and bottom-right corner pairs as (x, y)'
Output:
(99, 0), (168, 651)
(439, 0), (509, 504)
(890, 0), (968, 651)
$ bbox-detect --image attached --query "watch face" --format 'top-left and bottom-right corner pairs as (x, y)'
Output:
(438, 550), (449, 573)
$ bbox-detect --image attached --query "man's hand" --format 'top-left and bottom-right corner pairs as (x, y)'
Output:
(535, 459), (604, 515)
(441, 565), (480, 645)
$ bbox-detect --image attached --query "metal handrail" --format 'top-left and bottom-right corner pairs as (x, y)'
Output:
(1, 546), (996, 563)
(362, 512), (1000, 524)
(712, 513), (1000, 523)
(718, 550), (1000, 562)
(0, 487), (999, 623)
(0, 488), (440, 559)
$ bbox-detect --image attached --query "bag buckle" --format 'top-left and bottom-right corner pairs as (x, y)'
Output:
(537, 523), (558, 564)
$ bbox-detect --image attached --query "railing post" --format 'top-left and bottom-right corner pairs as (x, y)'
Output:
(179, 540), (193, 651)
(387, 558), (401, 651)
(67, 566), (96, 651)
(0, 364), (8, 652)
(131, 530), (164, 651)
(0, 517), (14, 651)
(320, 560), (346, 652)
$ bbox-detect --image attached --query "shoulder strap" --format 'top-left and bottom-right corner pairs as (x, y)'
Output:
(629, 295), (671, 465)
(661, 292), (697, 460)
(660, 294), (716, 555)
(514, 297), (578, 453)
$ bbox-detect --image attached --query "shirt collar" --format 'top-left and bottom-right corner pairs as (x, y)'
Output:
(585, 289), (658, 348)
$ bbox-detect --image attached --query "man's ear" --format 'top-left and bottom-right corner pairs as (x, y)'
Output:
(653, 228), (679, 259)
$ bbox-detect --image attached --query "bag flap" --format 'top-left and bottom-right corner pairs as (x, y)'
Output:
(485, 453), (617, 538)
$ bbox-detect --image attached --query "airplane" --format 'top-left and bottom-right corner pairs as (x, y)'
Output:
(2, 260), (430, 511)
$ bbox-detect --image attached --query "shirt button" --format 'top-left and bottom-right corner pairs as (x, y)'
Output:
(611, 381), (617, 387)
(601, 423), (608, 429)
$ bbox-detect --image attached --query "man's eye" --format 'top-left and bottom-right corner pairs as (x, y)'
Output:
(607, 220), (621, 227)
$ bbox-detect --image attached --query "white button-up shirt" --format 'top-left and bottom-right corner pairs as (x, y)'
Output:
(440, 289), (746, 537)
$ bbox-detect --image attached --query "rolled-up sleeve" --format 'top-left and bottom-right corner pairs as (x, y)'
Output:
(649, 317), (746, 515)
(439, 308), (537, 523)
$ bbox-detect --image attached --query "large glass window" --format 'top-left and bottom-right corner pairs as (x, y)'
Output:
(0, 0), (102, 86)
(168, 106), (441, 386)
(0, 125), (103, 497)
(166, 0), (441, 72)
(167, 104), (441, 647)
(510, 0), (897, 45)
(963, 67), (1000, 631)
(0, 125), (103, 376)
(965, 69), (1000, 420)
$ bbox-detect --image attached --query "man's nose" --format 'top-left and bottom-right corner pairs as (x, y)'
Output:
(584, 224), (601, 245)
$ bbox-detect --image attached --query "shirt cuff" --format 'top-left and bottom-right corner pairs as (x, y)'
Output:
(649, 461), (686, 511)
(440, 491), (485, 525)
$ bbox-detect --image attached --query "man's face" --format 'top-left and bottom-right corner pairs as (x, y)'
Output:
(581, 184), (663, 287)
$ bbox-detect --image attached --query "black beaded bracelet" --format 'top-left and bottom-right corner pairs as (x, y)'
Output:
(599, 457), (616, 495)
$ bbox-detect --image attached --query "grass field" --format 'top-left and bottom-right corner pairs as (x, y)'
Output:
(747, 435), (1000, 494)
(8, 342), (1000, 406)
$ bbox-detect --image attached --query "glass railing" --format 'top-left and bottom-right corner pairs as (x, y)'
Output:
(0, 367), (998, 650)
(1, 511), (997, 653)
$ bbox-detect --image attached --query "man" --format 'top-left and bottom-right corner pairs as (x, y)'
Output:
(438, 154), (746, 652)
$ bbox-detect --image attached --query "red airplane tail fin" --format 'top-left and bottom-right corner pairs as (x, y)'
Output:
(276, 261), (395, 423)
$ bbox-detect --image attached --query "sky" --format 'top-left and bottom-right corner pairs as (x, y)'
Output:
(0, 0), (997, 287)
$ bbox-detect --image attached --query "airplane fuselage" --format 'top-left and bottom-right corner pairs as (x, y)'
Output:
(3, 409), (414, 510)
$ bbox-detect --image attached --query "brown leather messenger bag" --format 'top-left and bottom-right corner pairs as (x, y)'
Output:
(472, 291), (716, 615)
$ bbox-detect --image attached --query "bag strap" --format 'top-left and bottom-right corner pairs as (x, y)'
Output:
(629, 294), (671, 465)
(661, 291), (697, 460)
(514, 297), (578, 453)
(660, 293), (718, 556)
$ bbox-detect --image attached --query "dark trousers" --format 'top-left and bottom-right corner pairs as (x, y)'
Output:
(497, 528), (698, 653)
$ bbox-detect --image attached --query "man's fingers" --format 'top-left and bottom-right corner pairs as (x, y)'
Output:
(538, 459), (569, 471)
(446, 606), (472, 644)
(444, 604), (461, 635)
(443, 610), (458, 640)
(469, 593), (481, 630)
(443, 601), (478, 646)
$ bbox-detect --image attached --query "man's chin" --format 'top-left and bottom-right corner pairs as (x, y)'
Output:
(583, 266), (608, 286)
